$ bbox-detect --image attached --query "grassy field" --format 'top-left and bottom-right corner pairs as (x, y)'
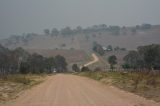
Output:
(77, 71), (160, 102)
(0, 74), (47, 103)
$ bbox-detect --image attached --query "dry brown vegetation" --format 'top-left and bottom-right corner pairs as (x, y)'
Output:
(1, 26), (160, 51)
(0, 74), (47, 103)
(77, 71), (160, 102)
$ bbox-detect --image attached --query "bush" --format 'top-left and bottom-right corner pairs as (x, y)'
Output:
(72, 64), (80, 72)
(81, 66), (90, 72)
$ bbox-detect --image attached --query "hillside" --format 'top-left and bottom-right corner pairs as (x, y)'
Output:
(0, 25), (160, 52)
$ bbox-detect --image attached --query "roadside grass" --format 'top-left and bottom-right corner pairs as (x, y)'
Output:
(0, 74), (48, 103)
(6, 74), (47, 85)
(77, 71), (160, 102)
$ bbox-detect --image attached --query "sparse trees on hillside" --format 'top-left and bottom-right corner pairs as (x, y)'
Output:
(1, 24), (155, 49)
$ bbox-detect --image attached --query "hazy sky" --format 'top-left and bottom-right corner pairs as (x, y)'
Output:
(0, 0), (160, 38)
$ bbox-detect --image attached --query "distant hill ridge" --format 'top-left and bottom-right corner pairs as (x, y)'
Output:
(0, 24), (160, 51)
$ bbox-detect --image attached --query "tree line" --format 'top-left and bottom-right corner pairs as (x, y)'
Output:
(122, 44), (160, 70)
(44, 23), (152, 37)
(0, 44), (67, 78)
(107, 44), (160, 71)
(71, 44), (160, 72)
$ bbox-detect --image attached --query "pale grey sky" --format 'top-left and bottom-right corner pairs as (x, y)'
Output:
(0, 0), (160, 38)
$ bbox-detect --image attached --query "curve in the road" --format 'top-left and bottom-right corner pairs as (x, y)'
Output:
(83, 53), (99, 67)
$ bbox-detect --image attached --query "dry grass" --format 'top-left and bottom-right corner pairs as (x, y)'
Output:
(0, 74), (47, 103)
(77, 71), (160, 102)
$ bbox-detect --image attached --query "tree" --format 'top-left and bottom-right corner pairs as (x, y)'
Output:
(54, 55), (67, 72)
(28, 53), (46, 73)
(93, 42), (105, 55)
(123, 51), (143, 69)
(76, 26), (83, 33)
(99, 24), (107, 31)
(123, 44), (160, 70)
(45, 57), (55, 73)
(20, 61), (30, 74)
(72, 64), (80, 72)
(51, 28), (59, 37)
(0, 44), (69, 76)
(0, 44), (13, 77)
(13, 47), (30, 62)
(109, 26), (120, 35)
(61, 27), (73, 36)
(108, 55), (117, 70)
(137, 44), (160, 70)
(44, 29), (50, 36)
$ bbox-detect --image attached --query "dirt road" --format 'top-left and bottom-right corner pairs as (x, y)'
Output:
(84, 53), (99, 67)
(4, 74), (159, 106)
